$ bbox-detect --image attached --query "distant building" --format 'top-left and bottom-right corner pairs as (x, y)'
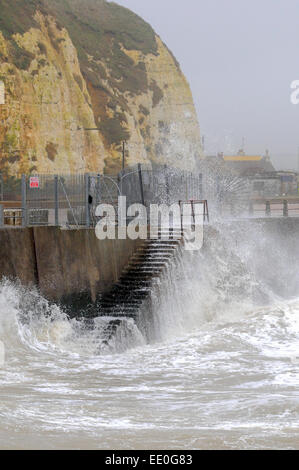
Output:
(221, 149), (275, 176)
(275, 170), (298, 196)
(249, 171), (298, 198)
(249, 173), (281, 198)
(206, 150), (298, 199)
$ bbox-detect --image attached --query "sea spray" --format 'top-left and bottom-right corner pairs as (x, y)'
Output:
(0, 220), (297, 356)
(0, 220), (299, 449)
(148, 223), (271, 342)
(0, 340), (4, 367)
(0, 280), (145, 357)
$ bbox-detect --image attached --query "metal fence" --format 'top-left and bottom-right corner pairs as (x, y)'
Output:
(0, 165), (204, 228)
(2, 164), (299, 227)
(120, 164), (202, 208)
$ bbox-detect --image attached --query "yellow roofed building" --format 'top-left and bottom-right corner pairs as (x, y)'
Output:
(221, 150), (275, 176)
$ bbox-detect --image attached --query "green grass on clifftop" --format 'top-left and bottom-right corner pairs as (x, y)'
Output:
(0, 0), (175, 163)
(0, 0), (161, 99)
(46, 0), (158, 95)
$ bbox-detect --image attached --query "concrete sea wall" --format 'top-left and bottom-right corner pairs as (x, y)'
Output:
(0, 218), (298, 307)
(0, 227), (142, 304)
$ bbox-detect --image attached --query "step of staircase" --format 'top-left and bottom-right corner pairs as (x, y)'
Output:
(96, 235), (184, 323)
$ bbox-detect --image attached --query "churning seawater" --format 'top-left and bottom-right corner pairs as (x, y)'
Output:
(0, 221), (299, 450)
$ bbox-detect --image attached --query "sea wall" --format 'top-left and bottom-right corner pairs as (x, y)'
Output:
(0, 227), (37, 286)
(0, 217), (298, 307)
(0, 226), (142, 304)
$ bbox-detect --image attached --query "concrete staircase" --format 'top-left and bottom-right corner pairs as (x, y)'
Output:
(98, 229), (184, 327)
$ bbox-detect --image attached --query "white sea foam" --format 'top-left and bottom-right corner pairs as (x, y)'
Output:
(0, 220), (299, 449)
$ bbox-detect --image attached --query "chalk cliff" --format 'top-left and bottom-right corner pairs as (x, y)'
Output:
(0, 0), (201, 176)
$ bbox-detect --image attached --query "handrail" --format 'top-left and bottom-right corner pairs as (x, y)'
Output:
(178, 200), (209, 233)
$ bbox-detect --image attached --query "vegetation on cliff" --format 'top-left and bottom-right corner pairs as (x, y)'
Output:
(0, 0), (201, 174)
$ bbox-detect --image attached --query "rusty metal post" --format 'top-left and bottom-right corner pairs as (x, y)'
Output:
(205, 201), (210, 223)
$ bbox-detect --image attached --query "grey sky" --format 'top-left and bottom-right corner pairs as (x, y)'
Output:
(111, 0), (299, 170)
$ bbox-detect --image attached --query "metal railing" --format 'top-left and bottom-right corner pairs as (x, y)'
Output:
(0, 207), (23, 226)
(179, 200), (209, 232)
(2, 166), (299, 227)
(248, 199), (299, 218)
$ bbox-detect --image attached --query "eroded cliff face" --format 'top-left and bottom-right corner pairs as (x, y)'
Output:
(0, 0), (201, 176)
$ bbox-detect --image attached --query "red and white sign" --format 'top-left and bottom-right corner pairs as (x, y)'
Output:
(30, 177), (40, 188)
